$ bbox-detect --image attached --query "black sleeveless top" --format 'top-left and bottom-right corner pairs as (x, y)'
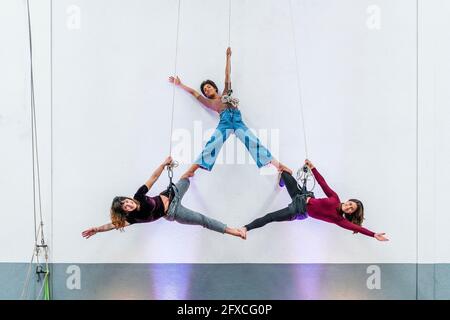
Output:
(125, 185), (167, 225)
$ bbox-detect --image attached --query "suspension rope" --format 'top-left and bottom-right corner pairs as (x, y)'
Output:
(26, 0), (38, 246)
(27, 0), (45, 246)
(296, 165), (316, 192)
(20, 224), (41, 299)
(227, 0), (232, 94)
(35, 260), (50, 300)
(168, 0), (182, 156)
(288, 0), (309, 159)
(21, 0), (51, 300)
(228, 0), (232, 47)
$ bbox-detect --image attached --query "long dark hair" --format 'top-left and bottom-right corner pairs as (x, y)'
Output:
(200, 79), (218, 97)
(110, 196), (140, 231)
(342, 199), (364, 234)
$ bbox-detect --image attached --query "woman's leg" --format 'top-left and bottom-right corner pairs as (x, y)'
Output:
(181, 166), (198, 179)
(194, 125), (232, 172)
(233, 118), (292, 173)
(173, 178), (190, 200)
(173, 204), (235, 235)
(270, 159), (293, 174)
(280, 171), (302, 199)
(241, 206), (297, 237)
(170, 178), (244, 238)
(234, 122), (273, 168)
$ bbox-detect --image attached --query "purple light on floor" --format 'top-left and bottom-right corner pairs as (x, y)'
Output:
(149, 264), (193, 300)
(292, 264), (369, 299)
(292, 264), (324, 299)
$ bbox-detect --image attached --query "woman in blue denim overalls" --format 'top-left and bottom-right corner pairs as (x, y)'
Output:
(169, 47), (291, 177)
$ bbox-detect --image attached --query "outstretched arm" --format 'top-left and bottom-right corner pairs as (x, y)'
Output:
(223, 47), (231, 94)
(305, 159), (338, 199)
(82, 222), (131, 239)
(169, 76), (200, 97)
(169, 76), (216, 110)
(144, 156), (173, 190)
(335, 219), (389, 241)
(335, 219), (375, 238)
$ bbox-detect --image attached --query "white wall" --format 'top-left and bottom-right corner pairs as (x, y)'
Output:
(418, 0), (450, 264)
(0, 0), (52, 262)
(0, 0), (448, 264)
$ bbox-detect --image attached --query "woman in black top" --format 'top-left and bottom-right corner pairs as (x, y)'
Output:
(82, 157), (244, 239)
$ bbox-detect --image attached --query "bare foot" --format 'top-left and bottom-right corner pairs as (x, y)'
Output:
(238, 227), (247, 240)
(225, 227), (245, 239)
(181, 164), (200, 179)
(279, 164), (292, 175)
(181, 171), (194, 180)
(270, 160), (292, 175)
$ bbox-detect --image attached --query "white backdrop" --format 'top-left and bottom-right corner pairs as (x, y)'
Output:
(1, 0), (447, 264)
(0, 0), (52, 262)
(418, 0), (450, 264)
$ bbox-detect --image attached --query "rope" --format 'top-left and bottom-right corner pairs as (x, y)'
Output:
(169, 0), (181, 156)
(165, 160), (179, 198)
(20, 224), (40, 299)
(35, 247), (50, 300)
(22, 0), (51, 300)
(228, 0), (232, 47)
(21, 221), (44, 299)
(26, 0), (38, 246)
(34, 269), (48, 300)
(288, 0), (309, 159)
(27, 0), (45, 246)
(296, 165), (316, 192)
(227, 0), (233, 95)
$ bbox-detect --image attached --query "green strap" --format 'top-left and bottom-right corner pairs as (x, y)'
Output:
(43, 271), (51, 300)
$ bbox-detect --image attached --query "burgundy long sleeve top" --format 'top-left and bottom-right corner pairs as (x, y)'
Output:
(306, 168), (375, 237)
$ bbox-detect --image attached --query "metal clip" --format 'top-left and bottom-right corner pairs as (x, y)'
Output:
(166, 160), (178, 180)
(296, 165), (316, 192)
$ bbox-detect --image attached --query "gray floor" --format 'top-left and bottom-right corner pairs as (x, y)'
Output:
(2, 263), (449, 300)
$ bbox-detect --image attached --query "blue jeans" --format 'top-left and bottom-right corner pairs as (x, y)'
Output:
(195, 108), (274, 171)
(165, 179), (227, 233)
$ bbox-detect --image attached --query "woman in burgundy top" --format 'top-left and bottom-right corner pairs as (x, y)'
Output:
(82, 157), (245, 239)
(240, 160), (389, 242)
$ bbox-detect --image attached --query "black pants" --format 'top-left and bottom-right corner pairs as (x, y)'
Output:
(245, 172), (310, 231)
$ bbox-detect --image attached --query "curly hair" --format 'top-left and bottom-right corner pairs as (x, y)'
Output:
(200, 79), (219, 97)
(110, 196), (140, 231)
